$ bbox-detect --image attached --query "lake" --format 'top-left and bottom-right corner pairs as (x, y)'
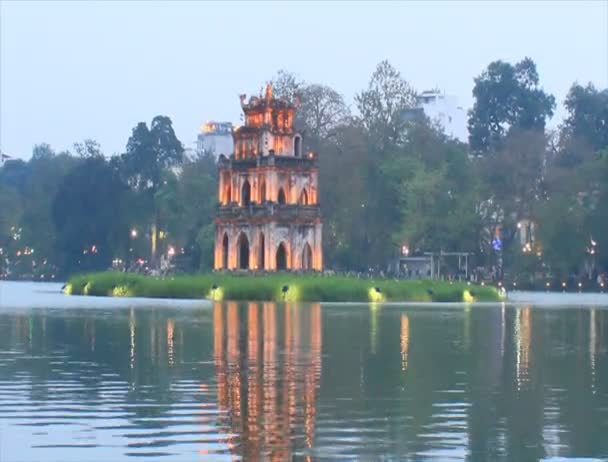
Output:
(0, 281), (607, 461)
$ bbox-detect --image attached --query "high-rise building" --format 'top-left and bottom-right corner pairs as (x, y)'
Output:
(196, 121), (234, 158)
(403, 90), (468, 142)
(214, 84), (323, 271)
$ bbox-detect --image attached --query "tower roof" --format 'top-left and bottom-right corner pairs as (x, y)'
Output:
(239, 83), (295, 113)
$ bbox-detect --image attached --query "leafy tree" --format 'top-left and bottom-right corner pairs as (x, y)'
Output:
(32, 143), (55, 160)
(122, 116), (184, 265)
(319, 122), (370, 269)
(74, 139), (103, 158)
(387, 122), (482, 257)
(52, 156), (131, 275)
(176, 153), (217, 270)
(468, 58), (555, 154)
(556, 83), (608, 166)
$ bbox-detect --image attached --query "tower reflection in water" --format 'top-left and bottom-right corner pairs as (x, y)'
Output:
(213, 302), (322, 461)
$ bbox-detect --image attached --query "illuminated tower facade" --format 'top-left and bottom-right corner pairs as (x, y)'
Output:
(214, 84), (322, 271)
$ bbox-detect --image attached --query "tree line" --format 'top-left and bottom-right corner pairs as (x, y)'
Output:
(1, 58), (606, 285)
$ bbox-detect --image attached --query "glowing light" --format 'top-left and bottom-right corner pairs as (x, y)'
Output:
(562, 282), (566, 288)
(168, 246), (176, 257)
(463, 290), (475, 303)
(546, 282), (550, 287)
(112, 285), (132, 297)
(131, 229), (138, 238)
(368, 287), (385, 303)
(207, 285), (224, 301)
(517, 222), (522, 229)
(401, 245), (409, 256)
(578, 282), (583, 288)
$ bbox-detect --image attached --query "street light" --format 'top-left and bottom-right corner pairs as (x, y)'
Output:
(131, 229), (138, 238)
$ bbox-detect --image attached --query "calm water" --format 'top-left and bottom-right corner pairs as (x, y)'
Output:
(1, 282), (607, 461)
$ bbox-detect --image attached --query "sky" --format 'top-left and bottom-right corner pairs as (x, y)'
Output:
(1, 0), (607, 159)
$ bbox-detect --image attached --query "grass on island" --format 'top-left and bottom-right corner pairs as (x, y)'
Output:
(64, 272), (503, 303)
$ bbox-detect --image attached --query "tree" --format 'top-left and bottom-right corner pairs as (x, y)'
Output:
(122, 116), (184, 266)
(52, 156), (131, 275)
(468, 58), (555, 154)
(355, 60), (417, 149)
(269, 69), (304, 104)
(556, 83), (608, 166)
(298, 84), (350, 139)
(32, 143), (55, 160)
(386, 121), (482, 258)
(74, 139), (103, 158)
(175, 152), (218, 270)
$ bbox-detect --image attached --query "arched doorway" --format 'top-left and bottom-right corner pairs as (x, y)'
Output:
(276, 242), (287, 270)
(258, 233), (265, 270)
(260, 181), (266, 203)
(302, 243), (312, 270)
(222, 233), (229, 269)
(299, 188), (309, 205)
(242, 180), (251, 206)
(278, 187), (286, 204)
(237, 233), (249, 270)
(294, 135), (302, 157)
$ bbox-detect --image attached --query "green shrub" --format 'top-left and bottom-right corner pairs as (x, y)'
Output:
(66, 272), (502, 303)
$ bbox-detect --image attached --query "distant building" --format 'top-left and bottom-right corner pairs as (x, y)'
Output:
(196, 121), (234, 158)
(403, 90), (468, 142)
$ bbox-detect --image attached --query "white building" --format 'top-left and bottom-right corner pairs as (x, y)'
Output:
(410, 90), (468, 143)
(196, 121), (234, 158)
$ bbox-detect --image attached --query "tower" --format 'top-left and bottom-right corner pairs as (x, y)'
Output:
(214, 84), (322, 271)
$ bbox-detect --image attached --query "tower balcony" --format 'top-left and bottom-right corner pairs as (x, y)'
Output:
(216, 203), (321, 222)
(218, 152), (318, 170)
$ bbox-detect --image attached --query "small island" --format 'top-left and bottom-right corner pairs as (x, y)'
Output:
(63, 272), (503, 303)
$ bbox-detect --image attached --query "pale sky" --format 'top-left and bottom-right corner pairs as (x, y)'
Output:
(1, 0), (607, 159)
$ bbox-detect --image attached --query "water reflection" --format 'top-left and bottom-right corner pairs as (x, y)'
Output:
(0, 291), (606, 461)
(400, 314), (409, 372)
(213, 302), (322, 461)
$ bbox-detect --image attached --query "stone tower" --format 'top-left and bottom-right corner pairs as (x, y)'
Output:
(213, 84), (322, 271)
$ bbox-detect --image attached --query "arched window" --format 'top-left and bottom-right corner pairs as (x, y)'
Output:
(294, 135), (302, 157)
(258, 233), (265, 270)
(260, 181), (266, 203)
(276, 242), (287, 270)
(226, 185), (231, 204)
(222, 233), (229, 269)
(241, 180), (251, 206)
(302, 243), (313, 270)
(237, 233), (249, 270)
(278, 187), (286, 205)
(299, 188), (309, 205)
